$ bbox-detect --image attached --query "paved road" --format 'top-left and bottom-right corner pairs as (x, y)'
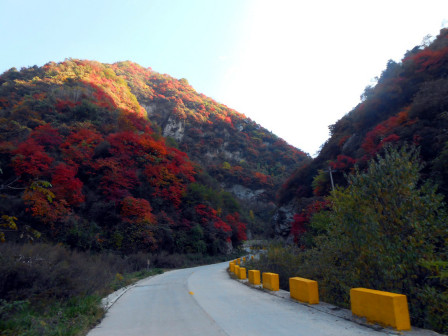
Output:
(88, 262), (387, 336)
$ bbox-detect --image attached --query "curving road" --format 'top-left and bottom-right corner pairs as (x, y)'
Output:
(87, 262), (391, 336)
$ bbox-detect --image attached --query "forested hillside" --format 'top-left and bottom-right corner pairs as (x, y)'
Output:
(275, 28), (448, 238)
(257, 29), (448, 332)
(110, 61), (309, 226)
(0, 59), (308, 254)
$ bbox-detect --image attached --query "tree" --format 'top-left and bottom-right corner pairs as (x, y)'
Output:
(23, 180), (70, 226)
(12, 140), (53, 179)
(308, 145), (448, 331)
(60, 127), (103, 166)
(119, 196), (156, 252)
(0, 215), (17, 242)
(51, 163), (84, 206)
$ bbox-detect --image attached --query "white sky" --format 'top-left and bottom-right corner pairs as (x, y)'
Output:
(213, 0), (448, 156)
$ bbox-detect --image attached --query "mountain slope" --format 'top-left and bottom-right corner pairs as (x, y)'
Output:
(0, 61), (235, 252)
(111, 61), (309, 204)
(0, 59), (307, 252)
(275, 28), (448, 238)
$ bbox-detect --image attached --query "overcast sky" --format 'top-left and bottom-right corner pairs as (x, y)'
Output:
(1, 0), (447, 155)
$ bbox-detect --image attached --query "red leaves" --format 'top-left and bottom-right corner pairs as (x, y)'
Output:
(224, 116), (233, 126)
(225, 212), (247, 241)
(291, 213), (307, 242)
(94, 158), (138, 201)
(1, 59), (281, 253)
(30, 124), (63, 147)
(143, 148), (195, 208)
(60, 127), (103, 166)
(121, 196), (154, 225)
(120, 196), (156, 249)
(195, 204), (231, 232)
(107, 131), (167, 164)
(254, 172), (272, 186)
(194, 204), (212, 222)
(51, 163), (84, 206)
(291, 200), (329, 243)
(23, 181), (69, 225)
(404, 46), (448, 72)
(329, 155), (356, 170)
(12, 140), (53, 178)
(195, 205), (247, 242)
(91, 83), (118, 109)
(167, 148), (195, 182)
(361, 109), (410, 158)
(55, 99), (80, 112)
(381, 134), (400, 144)
(107, 131), (144, 164)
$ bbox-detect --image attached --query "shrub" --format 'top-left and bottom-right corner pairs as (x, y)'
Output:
(0, 243), (164, 335)
(253, 146), (448, 333)
(309, 145), (448, 331)
(0, 243), (157, 301)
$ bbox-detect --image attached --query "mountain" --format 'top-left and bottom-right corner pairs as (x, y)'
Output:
(110, 61), (309, 221)
(274, 28), (448, 239)
(0, 59), (307, 253)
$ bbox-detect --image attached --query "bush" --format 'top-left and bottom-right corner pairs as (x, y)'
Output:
(0, 243), (165, 335)
(0, 243), (157, 301)
(252, 146), (448, 333)
(306, 145), (448, 331)
(244, 243), (302, 290)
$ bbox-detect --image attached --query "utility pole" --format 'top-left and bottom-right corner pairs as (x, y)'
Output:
(328, 166), (335, 191)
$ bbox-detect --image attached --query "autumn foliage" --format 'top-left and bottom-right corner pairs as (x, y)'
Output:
(279, 27), (448, 208)
(0, 59), (251, 254)
(290, 200), (329, 243)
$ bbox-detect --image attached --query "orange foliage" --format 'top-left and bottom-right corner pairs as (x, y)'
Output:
(51, 163), (85, 206)
(405, 46), (448, 72)
(60, 127), (103, 166)
(12, 140), (53, 178)
(23, 184), (70, 225)
(121, 196), (154, 225)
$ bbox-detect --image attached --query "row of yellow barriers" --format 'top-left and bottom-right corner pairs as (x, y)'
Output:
(229, 257), (411, 331)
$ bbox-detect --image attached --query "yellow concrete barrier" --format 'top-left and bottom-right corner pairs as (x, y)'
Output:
(350, 288), (411, 331)
(242, 257), (246, 262)
(289, 277), (319, 304)
(248, 270), (260, 285)
(251, 255), (254, 260)
(229, 262), (235, 273)
(236, 258), (241, 265)
(234, 265), (240, 277)
(262, 272), (279, 291)
(239, 267), (247, 280)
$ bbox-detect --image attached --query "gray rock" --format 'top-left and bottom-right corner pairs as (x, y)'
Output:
(163, 116), (185, 141)
(271, 201), (297, 237)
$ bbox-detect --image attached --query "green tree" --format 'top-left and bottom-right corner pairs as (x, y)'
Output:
(307, 145), (448, 331)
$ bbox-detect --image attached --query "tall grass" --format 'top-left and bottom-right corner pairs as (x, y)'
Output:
(0, 243), (162, 335)
(0, 242), (243, 335)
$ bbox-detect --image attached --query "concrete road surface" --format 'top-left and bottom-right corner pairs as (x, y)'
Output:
(87, 262), (401, 336)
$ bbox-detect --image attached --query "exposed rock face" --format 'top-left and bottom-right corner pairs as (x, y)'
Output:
(271, 201), (296, 237)
(225, 240), (233, 254)
(125, 67), (309, 240)
(163, 116), (185, 142)
(341, 133), (360, 154)
(222, 148), (242, 162)
(142, 103), (157, 116)
(228, 184), (265, 202)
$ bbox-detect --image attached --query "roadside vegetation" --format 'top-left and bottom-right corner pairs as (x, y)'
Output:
(246, 146), (448, 333)
(0, 242), (243, 336)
